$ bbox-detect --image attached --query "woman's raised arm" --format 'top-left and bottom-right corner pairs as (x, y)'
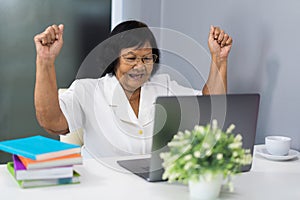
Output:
(34, 24), (69, 134)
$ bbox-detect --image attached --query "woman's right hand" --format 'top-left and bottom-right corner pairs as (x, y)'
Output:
(34, 24), (64, 63)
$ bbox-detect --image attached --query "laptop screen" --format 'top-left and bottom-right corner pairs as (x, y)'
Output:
(149, 94), (260, 180)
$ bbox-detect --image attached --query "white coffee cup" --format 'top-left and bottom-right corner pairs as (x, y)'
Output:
(265, 136), (291, 156)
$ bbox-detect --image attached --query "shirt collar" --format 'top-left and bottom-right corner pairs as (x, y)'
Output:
(101, 74), (154, 126)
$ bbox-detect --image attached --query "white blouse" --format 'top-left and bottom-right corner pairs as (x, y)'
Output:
(59, 73), (202, 158)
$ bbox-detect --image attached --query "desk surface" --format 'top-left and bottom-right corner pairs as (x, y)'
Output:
(1, 145), (300, 200)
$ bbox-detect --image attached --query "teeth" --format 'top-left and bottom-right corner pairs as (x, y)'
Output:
(129, 74), (143, 79)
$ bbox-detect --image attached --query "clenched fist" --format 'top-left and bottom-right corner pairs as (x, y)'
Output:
(208, 26), (233, 63)
(34, 24), (64, 62)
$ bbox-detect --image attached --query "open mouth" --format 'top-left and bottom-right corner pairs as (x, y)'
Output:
(128, 73), (145, 80)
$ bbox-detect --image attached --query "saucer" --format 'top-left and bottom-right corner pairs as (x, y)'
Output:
(256, 146), (299, 161)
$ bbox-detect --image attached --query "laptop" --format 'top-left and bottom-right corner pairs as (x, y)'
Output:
(117, 94), (260, 182)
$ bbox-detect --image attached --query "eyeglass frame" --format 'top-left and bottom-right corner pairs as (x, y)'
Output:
(121, 54), (158, 65)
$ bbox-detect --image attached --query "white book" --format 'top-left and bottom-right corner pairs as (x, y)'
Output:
(13, 155), (73, 180)
(7, 162), (80, 188)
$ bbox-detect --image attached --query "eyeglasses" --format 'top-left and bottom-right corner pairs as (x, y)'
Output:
(121, 54), (158, 65)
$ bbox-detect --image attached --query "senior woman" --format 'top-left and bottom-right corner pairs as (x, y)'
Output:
(34, 20), (232, 157)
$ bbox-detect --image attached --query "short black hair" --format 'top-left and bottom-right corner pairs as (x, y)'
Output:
(101, 20), (160, 77)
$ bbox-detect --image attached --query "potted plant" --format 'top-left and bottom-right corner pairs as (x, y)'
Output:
(160, 119), (252, 200)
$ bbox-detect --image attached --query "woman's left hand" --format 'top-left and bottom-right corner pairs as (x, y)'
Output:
(208, 26), (233, 64)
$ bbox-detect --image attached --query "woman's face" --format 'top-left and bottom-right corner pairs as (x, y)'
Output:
(115, 42), (154, 93)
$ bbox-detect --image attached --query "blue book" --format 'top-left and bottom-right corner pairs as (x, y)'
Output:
(0, 135), (81, 160)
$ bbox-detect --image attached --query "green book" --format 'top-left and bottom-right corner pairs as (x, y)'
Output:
(6, 162), (80, 188)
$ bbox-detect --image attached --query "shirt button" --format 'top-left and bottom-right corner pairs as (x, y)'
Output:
(138, 130), (143, 135)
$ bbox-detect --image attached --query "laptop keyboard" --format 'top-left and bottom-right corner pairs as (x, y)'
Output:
(117, 158), (166, 182)
(117, 158), (151, 173)
(141, 166), (150, 171)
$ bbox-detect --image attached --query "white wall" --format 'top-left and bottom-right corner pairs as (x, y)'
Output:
(113, 0), (300, 150)
(112, 0), (161, 28)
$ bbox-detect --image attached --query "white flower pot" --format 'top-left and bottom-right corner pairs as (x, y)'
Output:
(188, 174), (223, 200)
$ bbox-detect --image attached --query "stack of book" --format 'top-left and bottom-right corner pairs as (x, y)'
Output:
(0, 135), (82, 188)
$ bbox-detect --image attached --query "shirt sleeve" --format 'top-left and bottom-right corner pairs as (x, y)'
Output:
(165, 74), (203, 96)
(58, 80), (84, 133)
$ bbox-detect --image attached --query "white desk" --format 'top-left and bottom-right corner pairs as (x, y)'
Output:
(1, 145), (300, 200)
